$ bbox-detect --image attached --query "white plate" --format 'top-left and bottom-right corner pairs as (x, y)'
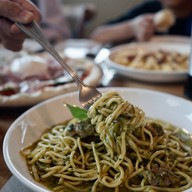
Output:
(0, 56), (102, 107)
(3, 87), (192, 192)
(61, 39), (102, 58)
(105, 42), (190, 82)
(0, 39), (43, 58)
(0, 40), (103, 107)
(150, 35), (190, 44)
(22, 39), (44, 53)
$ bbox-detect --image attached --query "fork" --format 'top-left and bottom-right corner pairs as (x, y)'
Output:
(16, 20), (102, 110)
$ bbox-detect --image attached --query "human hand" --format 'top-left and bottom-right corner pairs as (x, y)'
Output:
(130, 14), (155, 42)
(0, 0), (41, 51)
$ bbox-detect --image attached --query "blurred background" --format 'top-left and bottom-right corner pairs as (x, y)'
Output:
(61, 0), (143, 37)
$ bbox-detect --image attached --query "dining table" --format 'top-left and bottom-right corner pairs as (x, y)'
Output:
(0, 34), (192, 191)
(0, 71), (189, 191)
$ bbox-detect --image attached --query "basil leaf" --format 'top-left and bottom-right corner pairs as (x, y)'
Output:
(66, 103), (88, 120)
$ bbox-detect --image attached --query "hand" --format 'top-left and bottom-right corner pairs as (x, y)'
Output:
(130, 14), (155, 41)
(0, 0), (41, 51)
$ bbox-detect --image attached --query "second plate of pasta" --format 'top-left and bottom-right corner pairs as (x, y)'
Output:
(105, 42), (190, 82)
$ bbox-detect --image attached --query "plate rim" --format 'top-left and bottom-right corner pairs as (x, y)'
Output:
(0, 57), (103, 107)
(3, 87), (192, 192)
(105, 41), (189, 82)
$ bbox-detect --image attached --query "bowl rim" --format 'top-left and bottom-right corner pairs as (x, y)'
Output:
(3, 87), (192, 192)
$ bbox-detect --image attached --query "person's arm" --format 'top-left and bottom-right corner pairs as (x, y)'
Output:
(90, 0), (162, 44)
(90, 14), (155, 43)
(0, 0), (41, 51)
(90, 21), (134, 44)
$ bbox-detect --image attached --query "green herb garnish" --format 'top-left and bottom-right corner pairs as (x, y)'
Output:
(66, 103), (88, 120)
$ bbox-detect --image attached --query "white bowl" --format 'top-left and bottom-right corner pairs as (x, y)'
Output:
(105, 42), (190, 82)
(3, 87), (192, 192)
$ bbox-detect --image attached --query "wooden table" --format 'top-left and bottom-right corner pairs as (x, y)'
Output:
(0, 73), (189, 189)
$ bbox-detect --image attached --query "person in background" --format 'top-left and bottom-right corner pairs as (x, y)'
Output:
(90, 0), (192, 44)
(0, 0), (41, 51)
(31, 0), (71, 44)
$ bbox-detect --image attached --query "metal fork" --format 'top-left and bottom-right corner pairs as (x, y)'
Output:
(16, 20), (102, 110)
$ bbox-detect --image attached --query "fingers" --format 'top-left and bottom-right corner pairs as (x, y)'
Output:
(0, 0), (41, 33)
(0, 33), (24, 51)
(0, 0), (41, 51)
(0, 0), (32, 23)
(0, 15), (26, 51)
(15, 0), (41, 22)
(141, 20), (155, 35)
(0, 17), (26, 38)
(137, 26), (154, 41)
(141, 15), (155, 27)
(0, 28), (24, 51)
(139, 15), (155, 41)
(143, 14), (155, 21)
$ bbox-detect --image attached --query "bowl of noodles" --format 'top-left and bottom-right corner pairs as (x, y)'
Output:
(3, 87), (192, 192)
(105, 42), (190, 82)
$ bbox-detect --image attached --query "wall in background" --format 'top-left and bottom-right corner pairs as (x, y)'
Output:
(62, 0), (143, 37)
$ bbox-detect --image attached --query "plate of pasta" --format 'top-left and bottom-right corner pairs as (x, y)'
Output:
(3, 87), (192, 192)
(105, 42), (190, 82)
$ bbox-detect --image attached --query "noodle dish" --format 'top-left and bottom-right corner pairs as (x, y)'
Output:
(3, 87), (192, 192)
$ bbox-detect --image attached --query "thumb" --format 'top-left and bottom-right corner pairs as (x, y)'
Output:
(0, 1), (33, 23)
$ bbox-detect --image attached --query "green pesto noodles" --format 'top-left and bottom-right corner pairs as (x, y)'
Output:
(21, 91), (192, 192)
